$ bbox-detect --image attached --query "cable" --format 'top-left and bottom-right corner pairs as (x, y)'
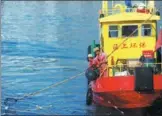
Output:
(100, 7), (161, 77)
(4, 72), (85, 104)
(4, 7), (158, 103)
(107, 13), (158, 58)
(3, 5), (162, 116)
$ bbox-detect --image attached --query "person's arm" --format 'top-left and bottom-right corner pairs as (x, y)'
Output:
(91, 58), (98, 68)
(99, 53), (108, 66)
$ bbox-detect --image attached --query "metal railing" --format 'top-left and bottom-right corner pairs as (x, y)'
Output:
(108, 62), (162, 76)
(104, 7), (158, 16)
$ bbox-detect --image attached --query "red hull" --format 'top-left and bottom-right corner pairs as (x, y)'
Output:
(91, 75), (162, 108)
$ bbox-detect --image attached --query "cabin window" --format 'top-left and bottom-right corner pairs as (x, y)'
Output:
(142, 24), (152, 36)
(109, 26), (118, 38)
(122, 25), (138, 37)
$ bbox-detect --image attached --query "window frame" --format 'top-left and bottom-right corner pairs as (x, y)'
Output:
(141, 24), (152, 37)
(108, 25), (119, 38)
(121, 25), (139, 38)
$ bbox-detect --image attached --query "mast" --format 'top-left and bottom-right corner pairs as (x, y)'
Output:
(102, 1), (108, 16)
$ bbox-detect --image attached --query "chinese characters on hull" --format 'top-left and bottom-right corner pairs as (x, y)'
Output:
(113, 42), (146, 50)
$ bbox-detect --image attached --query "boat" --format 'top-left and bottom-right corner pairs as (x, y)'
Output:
(85, 0), (162, 115)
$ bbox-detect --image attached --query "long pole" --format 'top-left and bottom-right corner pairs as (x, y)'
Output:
(112, 0), (114, 9)
(160, 44), (162, 71)
(102, 1), (108, 16)
(160, 26), (162, 71)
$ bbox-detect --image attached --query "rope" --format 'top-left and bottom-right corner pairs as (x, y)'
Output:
(98, 8), (162, 114)
(99, 9), (160, 77)
(3, 105), (58, 115)
(99, 7), (162, 114)
(107, 4), (162, 58)
(4, 6), (162, 115)
(107, 14), (156, 58)
(4, 72), (85, 103)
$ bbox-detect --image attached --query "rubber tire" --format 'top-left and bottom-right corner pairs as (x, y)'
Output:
(156, 11), (160, 16)
(86, 88), (93, 106)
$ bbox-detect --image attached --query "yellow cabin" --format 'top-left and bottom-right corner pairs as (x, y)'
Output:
(98, 1), (161, 76)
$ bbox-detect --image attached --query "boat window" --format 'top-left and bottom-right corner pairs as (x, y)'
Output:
(141, 24), (152, 36)
(122, 25), (138, 37)
(109, 26), (118, 38)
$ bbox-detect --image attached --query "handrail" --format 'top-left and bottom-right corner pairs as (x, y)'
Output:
(110, 62), (162, 67)
(107, 62), (162, 76)
(105, 7), (158, 16)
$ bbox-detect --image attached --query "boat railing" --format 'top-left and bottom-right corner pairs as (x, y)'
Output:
(104, 7), (158, 16)
(108, 62), (162, 76)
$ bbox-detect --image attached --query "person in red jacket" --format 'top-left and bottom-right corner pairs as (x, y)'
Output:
(93, 47), (108, 77)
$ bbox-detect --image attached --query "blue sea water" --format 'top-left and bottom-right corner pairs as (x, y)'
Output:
(1, 1), (101, 115)
(1, 1), (162, 115)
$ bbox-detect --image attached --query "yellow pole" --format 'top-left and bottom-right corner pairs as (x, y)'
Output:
(148, 0), (155, 8)
(148, 0), (155, 12)
(102, 1), (108, 16)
